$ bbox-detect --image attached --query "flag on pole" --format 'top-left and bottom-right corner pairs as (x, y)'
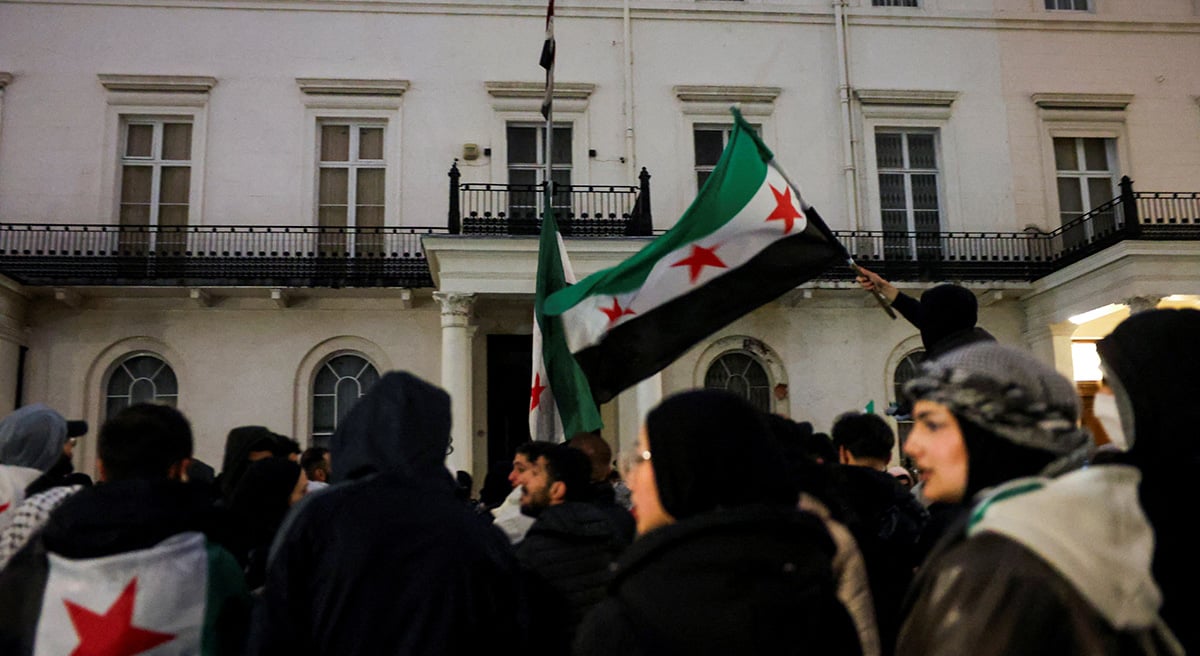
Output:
(539, 0), (555, 120)
(32, 532), (248, 656)
(543, 107), (848, 404)
(530, 210), (603, 442)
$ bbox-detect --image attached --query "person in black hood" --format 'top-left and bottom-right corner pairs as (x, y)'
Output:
(217, 425), (286, 503)
(856, 267), (995, 360)
(574, 390), (861, 656)
(253, 371), (527, 656)
(1097, 308), (1200, 654)
(228, 457), (306, 590)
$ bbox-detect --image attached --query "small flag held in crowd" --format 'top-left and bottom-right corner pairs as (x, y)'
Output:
(543, 107), (847, 403)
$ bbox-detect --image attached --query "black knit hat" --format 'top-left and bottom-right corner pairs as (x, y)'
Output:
(645, 390), (796, 520)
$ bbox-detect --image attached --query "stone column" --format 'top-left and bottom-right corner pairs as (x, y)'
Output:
(1023, 320), (1076, 380)
(434, 292), (475, 475)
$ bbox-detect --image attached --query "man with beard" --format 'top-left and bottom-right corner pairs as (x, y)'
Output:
(517, 444), (628, 654)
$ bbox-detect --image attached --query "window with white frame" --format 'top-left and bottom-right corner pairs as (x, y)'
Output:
(693, 123), (762, 192)
(311, 353), (380, 448)
(119, 118), (192, 253)
(105, 353), (179, 420)
(704, 352), (771, 413)
(318, 122), (386, 255)
(1045, 0), (1089, 10)
(875, 130), (943, 261)
(506, 123), (572, 221)
(1054, 137), (1118, 246)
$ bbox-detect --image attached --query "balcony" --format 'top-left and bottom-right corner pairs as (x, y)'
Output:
(1, 177), (1197, 289)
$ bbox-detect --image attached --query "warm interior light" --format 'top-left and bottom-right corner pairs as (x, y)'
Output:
(1068, 303), (1125, 325)
(1071, 342), (1102, 382)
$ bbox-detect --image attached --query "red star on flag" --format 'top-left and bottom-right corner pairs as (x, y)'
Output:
(599, 297), (636, 324)
(530, 373), (548, 411)
(671, 244), (727, 284)
(63, 577), (175, 656)
(764, 184), (803, 234)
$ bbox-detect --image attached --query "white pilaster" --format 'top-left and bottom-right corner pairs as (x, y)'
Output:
(434, 292), (475, 474)
(1023, 320), (1076, 380)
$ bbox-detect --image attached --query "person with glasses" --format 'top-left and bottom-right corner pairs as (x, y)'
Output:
(575, 390), (861, 656)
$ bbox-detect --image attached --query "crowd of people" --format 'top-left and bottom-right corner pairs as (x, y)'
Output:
(0, 272), (1196, 655)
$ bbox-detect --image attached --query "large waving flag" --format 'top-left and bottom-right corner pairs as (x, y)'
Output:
(32, 532), (247, 656)
(544, 107), (847, 404)
(530, 209), (602, 441)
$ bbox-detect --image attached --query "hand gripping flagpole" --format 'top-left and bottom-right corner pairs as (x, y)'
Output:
(768, 155), (897, 320)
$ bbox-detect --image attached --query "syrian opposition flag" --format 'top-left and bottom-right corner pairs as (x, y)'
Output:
(539, 0), (555, 120)
(33, 532), (243, 656)
(543, 107), (847, 404)
(530, 207), (603, 442)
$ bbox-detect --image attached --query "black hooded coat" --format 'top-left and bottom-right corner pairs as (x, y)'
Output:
(1098, 309), (1200, 655)
(253, 372), (526, 656)
(892, 285), (995, 360)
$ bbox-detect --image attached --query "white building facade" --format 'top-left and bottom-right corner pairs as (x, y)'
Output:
(1, 0), (1198, 479)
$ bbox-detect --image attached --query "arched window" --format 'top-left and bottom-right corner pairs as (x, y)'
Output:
(311, 353), (380, 448)
(105, 353), (178, 419)
(704, 352), (771, 413)
(892, 349), (926, 466)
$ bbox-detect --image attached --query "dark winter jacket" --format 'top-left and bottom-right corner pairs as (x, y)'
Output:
(253, 372), (526, 656)
(573, 505), (861, 656)
(1097, 309), (1200, 654)
(517, 501), (628, 653)
(0, 479), (249, 655)
(826, 465), (927, 655)
(897, 468), (1180, 656)
(892, 289), (995, 360)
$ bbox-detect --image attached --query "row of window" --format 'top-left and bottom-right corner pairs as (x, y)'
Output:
(105, 352), (378, 449)
(117, 113), (1120, 259)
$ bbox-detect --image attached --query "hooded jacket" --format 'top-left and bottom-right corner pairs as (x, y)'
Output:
(891, 287), (995, 360)
(1097, 309), (1200, 655)
(897, 466), (1181, 656)
(254, 372), (526, 656)
(0, 405), (71, 531)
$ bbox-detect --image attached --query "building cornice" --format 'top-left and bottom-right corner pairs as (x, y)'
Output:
(485, 81), (594, 101)
(855, 89), (959, 107)
(1032, 93), (1133, 111)
(98, 74), (217, 93)
(674, 85), (781, 105)
(297, 78), (410, 96)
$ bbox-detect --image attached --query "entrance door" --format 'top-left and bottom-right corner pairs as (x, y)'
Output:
(487, 334), (533, 467)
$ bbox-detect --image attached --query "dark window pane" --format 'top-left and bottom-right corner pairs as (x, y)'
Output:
(507, 126), (537, 164)
(319, 168), (348, 205)
(551, 126), (572, 165)
(697, 171), (711, 190)
(160, 167), (190, 205)
(1082, 138), (1108, 171)
(312, 396), (336, 434)
(1087, 177), (1114, 209)
(878, 174), (906, 211)
(356, 168), (385, 205)
(130, 378), (156, 404)
(359, 127), (384, 160)
(911, 174), (939, 210)
(314, 365), (337, 392)
(694, 129), (725, 167)
(907, 134), (936, 169)
(875, 133), (904, 169)
(162, 123), (192, 160)
(106, 397), (127, 421)
(335, 378), (362, 424)
(121, 166), (153, 204)
(321, 125), (351, 162)
(125, 125), (153, 158)
(127, 355), (162, 379)
(1053, 138), (1078, 171)
(1057, 177), (1084, 214)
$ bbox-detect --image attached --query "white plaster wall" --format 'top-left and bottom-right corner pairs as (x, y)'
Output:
(19, 295), (441, 471)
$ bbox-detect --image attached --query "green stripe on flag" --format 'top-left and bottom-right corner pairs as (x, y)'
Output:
(544, 108), (772, 315)
(536, 201), (602, 437)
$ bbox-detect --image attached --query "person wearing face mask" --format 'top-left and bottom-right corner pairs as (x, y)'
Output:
(1097, 308), (1200, 655)
(573, 390), (861, 656)
(896, 343), (1180, 656)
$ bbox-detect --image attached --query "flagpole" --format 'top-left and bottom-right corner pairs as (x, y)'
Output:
(769, 156), (897, 320)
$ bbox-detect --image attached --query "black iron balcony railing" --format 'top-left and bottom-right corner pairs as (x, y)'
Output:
(0, 225), (447, 288)
(448, 162), (652, 237)
(1, 177), (1197, 289)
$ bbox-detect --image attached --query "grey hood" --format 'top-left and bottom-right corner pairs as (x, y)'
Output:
(0, 404), (69, 472)
(330, 371), (453, 485)
(967, 465), (1160, 630)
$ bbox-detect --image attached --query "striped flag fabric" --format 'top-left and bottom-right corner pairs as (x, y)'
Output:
(539, 0), (555, 120)
(32, 532), (245, 656)
(543, 107), (846, 403)
(530, 208), (602, 442)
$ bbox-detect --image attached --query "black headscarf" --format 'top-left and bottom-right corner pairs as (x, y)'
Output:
(958, 416), (1056, 501)
(645, 390), (796, 521)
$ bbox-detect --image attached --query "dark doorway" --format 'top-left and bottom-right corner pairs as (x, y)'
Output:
(487, 334), (533, 467)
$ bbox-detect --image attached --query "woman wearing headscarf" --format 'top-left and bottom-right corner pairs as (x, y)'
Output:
(227, 457), (306, 590)
(1097, 308), (1200, 654)
(0, 405), (73, 532)
(896, 343), (1180, 656)
(573, 390), (861, 656)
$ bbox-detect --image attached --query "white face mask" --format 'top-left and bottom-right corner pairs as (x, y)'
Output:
(1093, 391), (1128, 451)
